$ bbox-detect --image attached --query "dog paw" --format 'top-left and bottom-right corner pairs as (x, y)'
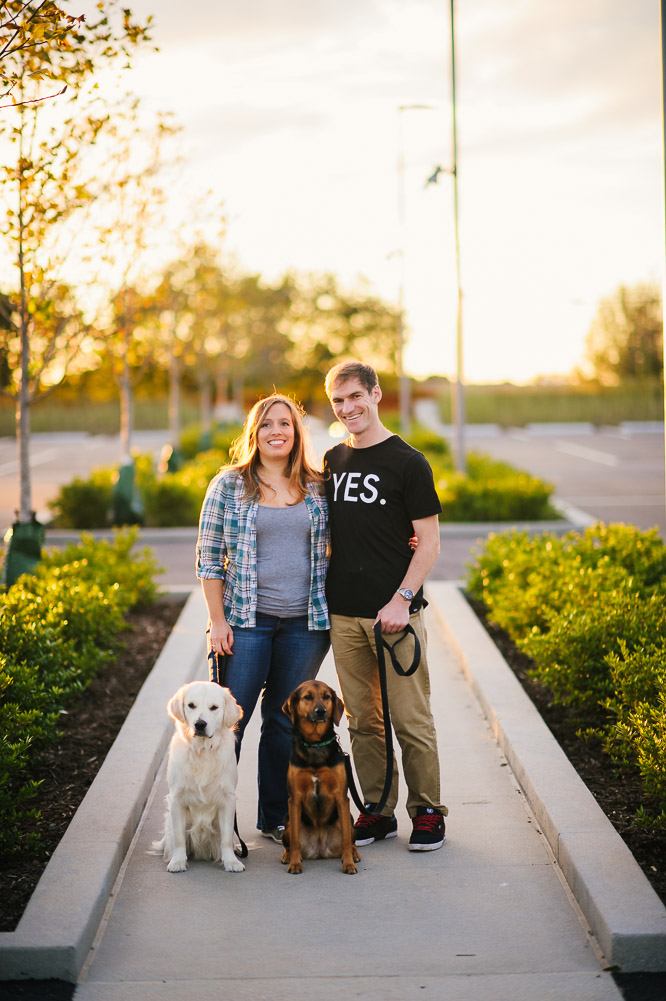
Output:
(342, 862), (358, 874)
(280, 851), (289, 865)
(167, 859), (187, 873)
(287, 862), (303, 874)
(223, 857), (245, 873)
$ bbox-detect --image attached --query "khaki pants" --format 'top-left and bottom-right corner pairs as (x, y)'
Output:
(330, 611), (447, 819)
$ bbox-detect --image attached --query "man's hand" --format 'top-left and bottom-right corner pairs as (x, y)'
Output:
(374, 593), (411, 634)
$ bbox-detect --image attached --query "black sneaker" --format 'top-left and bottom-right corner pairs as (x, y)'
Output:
(261, 825), (285, 844)
(352, 811), (398, 846)
(408, 807), (445, 851)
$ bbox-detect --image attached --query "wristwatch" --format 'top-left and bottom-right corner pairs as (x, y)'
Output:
(397, 587), (414, 602)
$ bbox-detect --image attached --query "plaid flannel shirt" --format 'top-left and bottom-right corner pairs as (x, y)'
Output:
(196, 470), (330, 630)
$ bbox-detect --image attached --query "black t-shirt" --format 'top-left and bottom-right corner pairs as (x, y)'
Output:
(323, 435), (442, 618)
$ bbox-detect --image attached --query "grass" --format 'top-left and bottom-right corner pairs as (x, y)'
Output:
(1, 382), (663, 437)
(435, 381), (664, 427)
(0, 399), (202, 436)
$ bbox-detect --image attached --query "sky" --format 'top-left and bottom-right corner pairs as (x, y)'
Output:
(76, 0), (663, 384)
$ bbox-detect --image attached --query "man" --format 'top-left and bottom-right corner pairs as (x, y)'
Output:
(323, 360), (447, 851)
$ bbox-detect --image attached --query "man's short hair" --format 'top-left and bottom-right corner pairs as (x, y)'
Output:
(325, 361), (379, 398)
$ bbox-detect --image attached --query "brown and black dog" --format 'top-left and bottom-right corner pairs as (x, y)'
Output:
(281, 680), (360, 875)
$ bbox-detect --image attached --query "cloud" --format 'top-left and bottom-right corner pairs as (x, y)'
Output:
(460, 0), (660, 131)
(124, 0), (385, 47)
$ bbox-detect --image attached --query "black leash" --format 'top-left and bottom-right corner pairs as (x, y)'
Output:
(207, 648), (248, 859)
(343, 622), (421, 817)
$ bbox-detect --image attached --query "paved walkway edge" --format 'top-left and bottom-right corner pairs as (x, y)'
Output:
(0, 587), (205, 983)
(428, 581), (666, 972)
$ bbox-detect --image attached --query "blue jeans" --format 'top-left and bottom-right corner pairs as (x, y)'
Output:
(223, 613), (330, 830)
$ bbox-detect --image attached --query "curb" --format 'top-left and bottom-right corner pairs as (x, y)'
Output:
(0, 588), (207, 982)
(428, 582), (666, 972)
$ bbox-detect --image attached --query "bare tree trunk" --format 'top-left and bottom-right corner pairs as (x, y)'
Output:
(17, 109), (32, 524)
(169, 331), (181, 447)
(17, 347), (31, 523)
(199, 369), (212, 438)
(120, 340), (133, 461)
(233, 370), (244, 416)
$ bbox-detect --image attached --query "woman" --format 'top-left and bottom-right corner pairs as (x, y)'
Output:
(196, 394), (330, 841)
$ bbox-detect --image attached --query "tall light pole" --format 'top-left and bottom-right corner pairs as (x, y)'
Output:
(396, 104), (436, 437)
(449, 0), (465, 473)
(661, 1), (666, 519)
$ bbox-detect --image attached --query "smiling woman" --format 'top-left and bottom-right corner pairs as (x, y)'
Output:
(195, 393), (331, 843)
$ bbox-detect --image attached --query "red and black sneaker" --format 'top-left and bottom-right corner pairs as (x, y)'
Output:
(408, 806), (445, 851)
(352, 810), (398, 846)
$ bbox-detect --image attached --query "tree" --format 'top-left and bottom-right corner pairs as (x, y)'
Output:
(91, 111), (180, 460)
(0, 2), (87, 109)
(0, 2), (152, 521)
(284, 273), (401, 403)
(154, 243), (238, 443)
(585, 282), (663, 385)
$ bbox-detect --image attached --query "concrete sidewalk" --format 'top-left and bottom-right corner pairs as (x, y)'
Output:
(2, 586), (665, 999)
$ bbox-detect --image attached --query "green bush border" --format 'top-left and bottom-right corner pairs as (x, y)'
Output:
(466, 523), (666, 825)
(0, 529), (161, 854)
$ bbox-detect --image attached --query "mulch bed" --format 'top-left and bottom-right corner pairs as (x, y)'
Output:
(465, 593), (666, 908)
(0, 598), (185, 933)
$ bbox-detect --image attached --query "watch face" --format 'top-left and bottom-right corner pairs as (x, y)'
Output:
(399, 588), (414, 601)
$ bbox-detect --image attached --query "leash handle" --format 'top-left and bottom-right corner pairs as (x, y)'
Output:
(345, 622), (422, 817)
(207, 647), (229, 686)
(373, 622), (421, 677)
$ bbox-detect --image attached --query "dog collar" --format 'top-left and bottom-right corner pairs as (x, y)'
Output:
(300, 736), (337, 748)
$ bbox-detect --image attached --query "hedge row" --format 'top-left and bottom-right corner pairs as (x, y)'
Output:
(466, 523), (666, 824)
(48, 423), (556, 528)
(0, 530), (160, 854)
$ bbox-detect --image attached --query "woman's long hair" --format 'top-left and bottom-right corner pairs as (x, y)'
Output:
(224, 394), (324, 502)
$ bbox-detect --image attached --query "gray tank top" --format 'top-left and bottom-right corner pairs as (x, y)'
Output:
(256, 502), (310, 617)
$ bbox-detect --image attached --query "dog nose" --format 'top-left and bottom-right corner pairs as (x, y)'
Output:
(194, 718), (207, 734)
(313, 705), (327, 720)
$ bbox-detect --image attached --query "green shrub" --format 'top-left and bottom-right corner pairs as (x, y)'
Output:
(179, 423), (241, 461)
(0, 529), (162, 854)
(141, 476), (202, 527)
(406, 426), (452, 459)
(466, 523), (666, 824)
(426, 449), (556, 523)
(603, 639), (666, 816)
(48, 450), (229, 530)
(48, 469), (114, 529)
(521, 583), (666, 708)
(611, 695), (666, 817)
(436, 464), (556, 522)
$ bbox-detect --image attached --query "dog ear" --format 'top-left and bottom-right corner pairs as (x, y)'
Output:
(282, 692), (296, 722)
(222, 687), (243, 728)
(167, 686), (187, 724)
(332, 690), (345, 725)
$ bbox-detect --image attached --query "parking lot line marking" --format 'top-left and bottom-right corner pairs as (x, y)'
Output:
(555, 441), (618, 466)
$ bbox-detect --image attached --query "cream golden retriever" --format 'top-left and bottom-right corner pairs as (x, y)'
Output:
(153, 680), (245, 873)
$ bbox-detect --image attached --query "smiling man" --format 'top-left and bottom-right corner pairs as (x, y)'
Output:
(323, 360), (447, 851)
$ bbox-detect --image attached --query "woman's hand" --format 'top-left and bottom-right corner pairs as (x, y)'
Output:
(209, 619), (234, 656)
